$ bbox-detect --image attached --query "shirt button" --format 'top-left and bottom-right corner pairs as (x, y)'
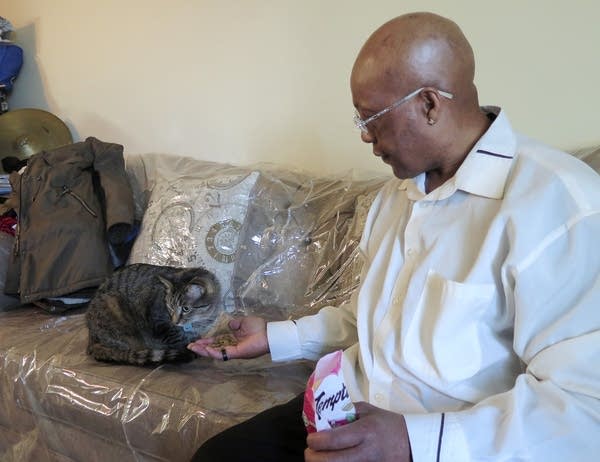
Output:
(407, 248), (414, 256)
(374, 393), (384, 403)
(393, 297), (400, 305)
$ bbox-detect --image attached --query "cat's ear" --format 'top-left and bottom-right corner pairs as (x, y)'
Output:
(185, 276), (217, 307)
(157, 276), (177, 318)
(157, 275), (174, 293)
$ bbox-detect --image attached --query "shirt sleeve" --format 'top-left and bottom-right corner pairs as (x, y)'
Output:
(268, 300), (359, 362)
(406, 212), (600, 461)
(268, 228), (373, 362)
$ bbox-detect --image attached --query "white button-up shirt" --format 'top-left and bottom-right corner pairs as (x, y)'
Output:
(268, 108), (600, 461)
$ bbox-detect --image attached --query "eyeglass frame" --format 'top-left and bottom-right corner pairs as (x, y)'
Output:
(353, 87), (454, 134)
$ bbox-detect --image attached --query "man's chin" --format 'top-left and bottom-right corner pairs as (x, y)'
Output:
(390, 163), (412, 179)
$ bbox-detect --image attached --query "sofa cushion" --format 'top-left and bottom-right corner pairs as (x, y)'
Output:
(233, 168), (387, 320)
(125, 154), (388, 320)
(0, 306), (312, 461)
(127, 154), (259, 312)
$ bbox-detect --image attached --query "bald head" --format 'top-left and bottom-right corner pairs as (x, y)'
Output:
(351, 12), (477, 107)
(350, 13), (492, 189)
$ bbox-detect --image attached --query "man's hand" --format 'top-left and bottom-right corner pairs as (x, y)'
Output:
(305, 402), (412, 462)
(187, 316), (269, 360)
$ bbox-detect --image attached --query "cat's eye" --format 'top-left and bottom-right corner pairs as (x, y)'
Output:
(182, 306), (192, 313)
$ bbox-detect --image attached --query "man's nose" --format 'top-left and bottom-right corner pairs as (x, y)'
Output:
(361, 130), (375, 144)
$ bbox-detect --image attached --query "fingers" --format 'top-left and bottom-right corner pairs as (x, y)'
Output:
(352, 401), (373, 416)
(304, 446), (363, 462)
(306, 402), (370, 452)
(187, 338), (214, 357)
(187, 315), (270, 360)
(204, 344), (234, 360)
(306, 405), (412, 462)
(187, 340), (227, 359)
(203, 345), (229, 361)
(187, 341), (241, 361)
(186, 338), (230, 359)
(307, 425), (364, 453)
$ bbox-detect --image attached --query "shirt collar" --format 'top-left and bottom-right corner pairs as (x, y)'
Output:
(399, 107), (517, 201)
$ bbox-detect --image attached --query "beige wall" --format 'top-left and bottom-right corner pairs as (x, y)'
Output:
(1, 0), (599, 174)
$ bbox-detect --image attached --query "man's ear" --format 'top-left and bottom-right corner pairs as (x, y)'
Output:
(421, 88), (442, 124)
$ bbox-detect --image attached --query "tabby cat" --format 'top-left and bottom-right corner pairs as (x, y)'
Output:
(86, 263), (220, 365)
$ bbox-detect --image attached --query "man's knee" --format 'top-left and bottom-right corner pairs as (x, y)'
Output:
(190, 431), (231, 462)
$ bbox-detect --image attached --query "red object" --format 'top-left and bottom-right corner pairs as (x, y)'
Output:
(0, 216), (17, 236)
(302, 350), (358, 433)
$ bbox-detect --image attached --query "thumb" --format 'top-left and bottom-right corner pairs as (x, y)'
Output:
(353, 401), (374, 416)
(228, 317), (243, 331)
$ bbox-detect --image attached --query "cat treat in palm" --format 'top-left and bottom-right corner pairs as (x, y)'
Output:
(302, 350), (358, 433)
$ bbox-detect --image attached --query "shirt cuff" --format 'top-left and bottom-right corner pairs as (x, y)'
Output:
(403, 412), (469, 461)
(266, 320), (303, 362)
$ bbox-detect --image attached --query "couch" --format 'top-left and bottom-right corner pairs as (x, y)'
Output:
(1, 146), (598, 462)
(0, 152), (388, 461)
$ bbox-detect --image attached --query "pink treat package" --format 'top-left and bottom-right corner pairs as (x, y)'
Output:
(302, 350), (358, 433)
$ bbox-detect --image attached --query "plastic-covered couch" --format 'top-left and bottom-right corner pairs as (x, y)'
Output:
(1, 146), (598, 461)
(0, 152), (388, 461)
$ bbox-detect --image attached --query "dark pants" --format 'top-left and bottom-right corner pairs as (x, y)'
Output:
(191, 393), (307, 461)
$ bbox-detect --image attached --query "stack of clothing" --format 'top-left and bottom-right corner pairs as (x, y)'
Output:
(0, 174), (10, 196)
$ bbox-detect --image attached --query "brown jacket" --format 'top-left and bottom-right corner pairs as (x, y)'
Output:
(5, 137), (134, 303)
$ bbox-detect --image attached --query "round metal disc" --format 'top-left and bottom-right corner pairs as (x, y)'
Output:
(0, 109), (73, 171)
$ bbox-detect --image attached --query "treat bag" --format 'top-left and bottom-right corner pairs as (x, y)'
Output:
(302, 350), (357, 433)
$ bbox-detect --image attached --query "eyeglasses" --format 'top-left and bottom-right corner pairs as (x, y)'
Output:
(353, 87), (454, 134)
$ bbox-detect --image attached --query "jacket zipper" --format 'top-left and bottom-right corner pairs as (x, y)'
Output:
(13, 174), (23, 257)
(61, 186), (98, 217)
(14, 183), (98, 257)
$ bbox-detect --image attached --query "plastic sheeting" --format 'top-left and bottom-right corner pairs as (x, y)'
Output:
(573, 145), (600, 174)
(0, 153), (388, 461)
(3, 145), (598, 461)
(0, 306), (314, 461)
(126, 154), (388, 321)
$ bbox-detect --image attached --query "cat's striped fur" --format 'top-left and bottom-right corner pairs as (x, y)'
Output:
(86, 263), (219, 365)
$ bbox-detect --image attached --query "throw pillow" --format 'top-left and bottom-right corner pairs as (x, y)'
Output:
(233, 170), (386, 320)
(129, 169), (259, 312)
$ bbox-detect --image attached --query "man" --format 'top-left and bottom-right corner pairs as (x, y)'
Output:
(189, 12), (600, 461)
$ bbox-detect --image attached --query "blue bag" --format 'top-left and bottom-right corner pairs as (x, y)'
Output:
(0, 43), (23, 92)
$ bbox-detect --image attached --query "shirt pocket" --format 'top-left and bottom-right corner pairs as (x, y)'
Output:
(402, 269), (496, 385)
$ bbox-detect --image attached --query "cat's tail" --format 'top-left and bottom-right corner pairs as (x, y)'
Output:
(88, 343), (195, 365)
